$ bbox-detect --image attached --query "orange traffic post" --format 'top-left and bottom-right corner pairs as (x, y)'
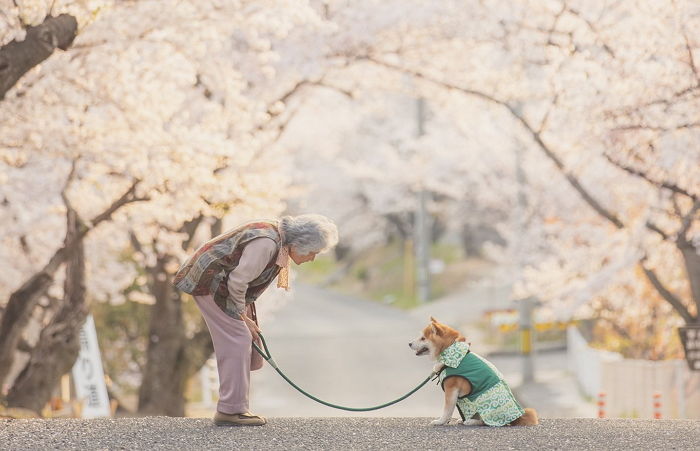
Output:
(653, 392), (662, 419)
(597, 392), (606, 418)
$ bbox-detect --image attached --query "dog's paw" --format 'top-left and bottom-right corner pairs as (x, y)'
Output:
(430, 419), (448, 426)
(462, 419), (484, 426)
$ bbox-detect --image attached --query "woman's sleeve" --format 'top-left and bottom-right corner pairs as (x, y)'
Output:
(226, 237), (278, 317)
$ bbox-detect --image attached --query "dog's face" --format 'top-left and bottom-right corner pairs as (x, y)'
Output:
(409, 317), (464, 360)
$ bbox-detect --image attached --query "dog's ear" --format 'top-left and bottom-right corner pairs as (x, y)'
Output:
(430, 316), (438, 323)
(431, 322), (443, 336)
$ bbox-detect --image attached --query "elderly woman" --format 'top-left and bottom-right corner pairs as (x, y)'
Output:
(173, 214), (338, 426)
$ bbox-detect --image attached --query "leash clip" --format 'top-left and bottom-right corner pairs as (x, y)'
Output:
(431, 364), (447, 384)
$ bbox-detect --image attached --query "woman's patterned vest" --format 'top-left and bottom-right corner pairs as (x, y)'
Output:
(173, 221), (282, 318)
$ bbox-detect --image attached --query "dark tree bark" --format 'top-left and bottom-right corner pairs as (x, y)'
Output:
(0, 14), (78, 100)
(0, 249), (68, 386)
(0, 179), (145, 388)
(184, 329), (214, 381)
(135, 216), (216, 416)
(6, 207), (87, 412)
(384, 212), (414, 241)
(136, 261), (214, 415)
(678, 242), (700, 323)
(137, 254), (189, 416)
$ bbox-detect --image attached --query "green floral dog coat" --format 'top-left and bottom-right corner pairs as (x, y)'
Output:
(438, 342), (525, 426)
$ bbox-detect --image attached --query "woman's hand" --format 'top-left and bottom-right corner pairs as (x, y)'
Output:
(241, 314), (261, 341)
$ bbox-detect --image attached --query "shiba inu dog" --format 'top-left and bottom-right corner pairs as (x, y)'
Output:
(409, 317), (539, 427)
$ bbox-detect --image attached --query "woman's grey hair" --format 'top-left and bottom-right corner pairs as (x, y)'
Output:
(280, 214), (339, 255)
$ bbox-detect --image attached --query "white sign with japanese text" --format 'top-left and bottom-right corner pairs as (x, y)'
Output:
(71, 315), (111, 418)
(679, 326), (700, 371)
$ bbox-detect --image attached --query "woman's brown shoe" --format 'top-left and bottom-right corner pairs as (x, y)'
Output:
(214, 411), (267, 426)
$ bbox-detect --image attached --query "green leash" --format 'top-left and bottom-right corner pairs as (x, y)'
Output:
(252, 333), (438, 412)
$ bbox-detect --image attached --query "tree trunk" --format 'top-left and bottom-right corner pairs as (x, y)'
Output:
(184, 328), (214, 381)
(679, 242), (700, 324)
(0, 14), (78, 100)
(137, 255), (189, 416)
(0, 180), (144, 389)
(0, 239), (73, 387)
(6, 209), (87, 412)
(134, 216), (215, 416)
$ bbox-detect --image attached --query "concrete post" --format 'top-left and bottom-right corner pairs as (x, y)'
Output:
(415, 97), (431, 303)
(519, 297), (537, 384)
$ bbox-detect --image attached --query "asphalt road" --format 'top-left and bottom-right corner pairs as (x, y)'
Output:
(2, 417), (698, 450)
(248, 283), (583, 418)
(250, 284), (439, 417)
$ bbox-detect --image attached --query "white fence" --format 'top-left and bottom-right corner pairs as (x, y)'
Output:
(567, 326), (622, 399)
(567, 326), (700, 419)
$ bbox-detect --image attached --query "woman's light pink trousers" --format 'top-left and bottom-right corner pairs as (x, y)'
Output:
(194, 294), (263, 414)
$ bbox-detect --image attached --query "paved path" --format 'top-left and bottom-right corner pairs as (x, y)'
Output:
(2, 417), (698, 450)
(246, 283), (594, 419)
(250, 284), (439, 417)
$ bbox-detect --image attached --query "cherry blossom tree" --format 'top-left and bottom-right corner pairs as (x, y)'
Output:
(0, 0), (111, 99)
(0, 0), (326, 413)
(293, 0), (699, 351)
(2, 0), (698, 416)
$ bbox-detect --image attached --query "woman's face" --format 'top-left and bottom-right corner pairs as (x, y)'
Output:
(289, 246), (318, 265)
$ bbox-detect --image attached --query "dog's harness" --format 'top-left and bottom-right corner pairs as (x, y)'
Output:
(436, 342), (525, 426)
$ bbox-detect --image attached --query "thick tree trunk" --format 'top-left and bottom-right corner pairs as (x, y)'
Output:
(679, 243), (700, 323)
(137, 256), (189, 416)
(5, 210), (87, 412)
(0, 179), (143, 390)
(0, 14), (78, 100)
(184, 328), (214, 381)
(0, 240), (72, 386)
(133, 216), (215, 416)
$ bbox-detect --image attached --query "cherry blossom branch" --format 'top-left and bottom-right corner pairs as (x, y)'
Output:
(179, 215), (205, 251)
(603, 153), (698, 202)
(564, 6), (615, 58)
(599, 315), (634, 341)
(259, 76), (354, 129)
(128, 230), (144, 255)
(677, 200), (700, 244)
(638, 85), (700, 110)
(683, 30), (699, 82)
(640, 262), (695, 324)
(0, 14), (78, 100)
(645, 221), (670, 241)
(674, 0), (700, 83)
(59, 159), (86, 230)
(611, 121), (700, 133)
(538, 92), (559, 134)
(84, 179), (150, 237)
(361, 55), (626, 229)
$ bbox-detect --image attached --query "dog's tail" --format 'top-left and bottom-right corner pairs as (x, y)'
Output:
(512, 408), (539, 426)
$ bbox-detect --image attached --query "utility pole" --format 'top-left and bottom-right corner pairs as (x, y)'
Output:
(415, 97), (431, 303)
(519, 297), (537, 384)
(513, 103), (535, 383)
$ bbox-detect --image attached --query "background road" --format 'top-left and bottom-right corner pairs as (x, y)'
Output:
(2, 417), (698, 450)
(251, 284), (437, 417)
(248, 283), (593, 418)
